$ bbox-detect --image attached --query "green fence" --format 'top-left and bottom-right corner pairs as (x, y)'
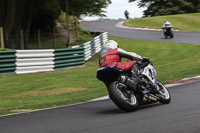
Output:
(0, 51), (16, 75)
(54, 47), (85, 70)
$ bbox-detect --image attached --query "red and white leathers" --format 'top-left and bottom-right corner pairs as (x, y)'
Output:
(99, 47), (143, 72)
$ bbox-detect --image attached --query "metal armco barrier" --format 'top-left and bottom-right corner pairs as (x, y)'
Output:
(0, 50), (17, 75)
(15, 49), (55, 74)
(54, 47), (85, 70)
(0, 32), (108, 75)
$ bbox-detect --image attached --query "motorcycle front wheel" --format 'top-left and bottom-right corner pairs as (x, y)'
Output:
(108, 81), (138, 112)
(169, 31), (174, 38)
(156, 81), (171, 104)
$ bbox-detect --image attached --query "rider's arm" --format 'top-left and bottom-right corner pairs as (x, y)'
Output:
(117, 48), (143, 60)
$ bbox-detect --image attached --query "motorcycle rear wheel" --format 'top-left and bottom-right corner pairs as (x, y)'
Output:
(108, 81), (138, 112)
(156, 81), (171, 104)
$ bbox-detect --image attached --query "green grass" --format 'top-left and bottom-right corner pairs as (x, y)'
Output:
(0, 37), (200, 115)
(0, 48), (13, 51)
(124, 13), (200, 31)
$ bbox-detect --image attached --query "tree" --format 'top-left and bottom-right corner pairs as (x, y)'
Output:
(59, 0), (111, 18)
(0, 0), (111, 48)
(0, 0), (27, 47)
(31, 0), (61, 30)
(58, 0), (111, 47)
(0, 0), (61, 48)
(129, 0), (200, 17)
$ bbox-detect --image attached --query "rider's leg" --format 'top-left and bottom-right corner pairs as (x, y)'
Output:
(131, 61), (149, 93)
(130, 62), (140, 82)
(116, 61), (139, 90)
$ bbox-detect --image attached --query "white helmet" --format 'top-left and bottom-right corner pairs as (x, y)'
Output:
(104, 40), (119, 49)
(164, 21), (172, 27)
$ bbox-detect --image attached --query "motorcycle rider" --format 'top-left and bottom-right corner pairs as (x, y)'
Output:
(162, 20), (173, 38)
(99, 40), (149, 89)
(124, 10), (129, 19)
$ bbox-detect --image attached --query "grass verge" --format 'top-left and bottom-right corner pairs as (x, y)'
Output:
(0, 37), (200, 115)
(124, 13), (200, 31)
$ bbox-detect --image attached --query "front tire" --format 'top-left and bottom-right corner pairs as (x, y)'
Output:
(170, 31), (174, 38)
(164, 32), (167, 38)
(108, 81), (138, 112)
(156, 81), (171, 104)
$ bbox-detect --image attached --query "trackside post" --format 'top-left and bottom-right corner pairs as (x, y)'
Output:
(0, 27), (4, 48)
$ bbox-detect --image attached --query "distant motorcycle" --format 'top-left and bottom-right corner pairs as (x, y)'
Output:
(124, 10), (129, 19)
(162, 21), (174, 39)
(96, 59), (171, 112)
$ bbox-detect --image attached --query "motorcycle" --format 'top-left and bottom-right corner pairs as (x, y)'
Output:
(96, 60), (171, 112)
(124, 10), (129, 19)
(162, 24), (174, 39)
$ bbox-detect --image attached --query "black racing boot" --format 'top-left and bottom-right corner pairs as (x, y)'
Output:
(130, 67), (149, 94)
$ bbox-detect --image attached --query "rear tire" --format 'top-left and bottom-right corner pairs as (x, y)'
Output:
(156, 81), (171, 104)
(108, 81), (138, 112)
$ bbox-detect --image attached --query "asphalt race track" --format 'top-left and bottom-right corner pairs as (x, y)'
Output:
(80, 20), (200, 44)
(1, 20), (200, 133)
(1, 81), (200, 133)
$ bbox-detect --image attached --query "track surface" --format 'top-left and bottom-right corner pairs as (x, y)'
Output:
(1, 20), (200, 133)
(80, 20), (200, 44)
(1, 81), (200, 133)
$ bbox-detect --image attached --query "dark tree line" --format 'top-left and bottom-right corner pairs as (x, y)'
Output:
(59, 0), (111, 18)
(129, 0), (200, 17)
(0, 0), (111, 48)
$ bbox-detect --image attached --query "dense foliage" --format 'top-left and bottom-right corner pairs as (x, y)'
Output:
(59, 0), (111, 18)
(129, 0), (200, 17)
(0, 0), (111, 47)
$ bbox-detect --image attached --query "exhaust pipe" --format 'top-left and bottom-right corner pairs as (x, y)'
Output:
(120, 75), (136, 90)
